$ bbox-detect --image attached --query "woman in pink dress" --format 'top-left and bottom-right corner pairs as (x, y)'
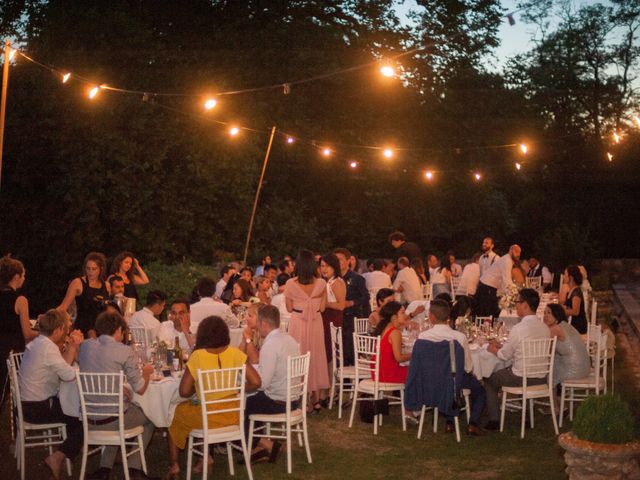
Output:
(285, 249), (329, 412)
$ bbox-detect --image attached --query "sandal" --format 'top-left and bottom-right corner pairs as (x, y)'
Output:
(165, 465), (180, 480)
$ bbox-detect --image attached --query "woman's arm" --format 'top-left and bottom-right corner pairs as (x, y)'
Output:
(15, 296), (37, 343)
(285, 296), (293, 313)
(58, 278), (82, 312)
(326, 279), (346, 311)
(245, 362), (262, 392)
(548, 324), (566, 342)
(132, 258), (150, 285)
(389, 329), (411, 363)
(319, 288), (327, 313)
(179, 367), (196, 398)
(563, 295), (582, 317)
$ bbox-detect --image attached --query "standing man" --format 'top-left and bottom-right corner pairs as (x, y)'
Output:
(457, 253), (481, 298)
(393, 257), (422, 305)
(483, 289), (550, 430)
(388, 231), (423, 263)
(19, 309), (84, 479)
(476, 245), (521, 318)
(334, 248), (370, 365)
(244, 305), (300, 461)
(79, 311), (157, 480)
(419, 299), (486, 435)
(479, 237), (499, 276)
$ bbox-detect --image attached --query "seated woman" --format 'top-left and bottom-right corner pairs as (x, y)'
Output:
(368, 288), (395, 333)
(542, 304), (590, 414)
(561, 265), (588, 334)
(230, 278), (255, 320)
(255, 276), (272, 305)
(237, 304), (262, 364)
(372, 301), (411, 383)
(166, 316), (261, 479)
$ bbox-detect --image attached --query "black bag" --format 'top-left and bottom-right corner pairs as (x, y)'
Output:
(359, 398), (389, 423)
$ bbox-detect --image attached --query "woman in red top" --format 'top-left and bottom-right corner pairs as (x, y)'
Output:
(372, 301), (411, 383)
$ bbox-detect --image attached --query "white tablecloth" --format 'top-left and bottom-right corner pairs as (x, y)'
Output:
(498, 310), (520, 331)
(470, 344), (508, 379)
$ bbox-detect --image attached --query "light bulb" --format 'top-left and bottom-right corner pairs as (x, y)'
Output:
(612, 131), (621, 144)
(515, 162), (522, 170)
(349, 161), (358, 169)
(383, 148), (394, 159)
(88, 86), (100, 99)
(321, 148), (332, 157)
(607, 152), (613, 162)
(286, 136), (294, 144)
(519, 143), (528, 154)
(474, 172), (482, 181)
(380, 66), (395, 78)
(62, 72), (71, 83)
(425, 170), (433, 181)
(204, 98), (217, 110)
(229, 126), (240, 136)
(8, 49), (16, 61)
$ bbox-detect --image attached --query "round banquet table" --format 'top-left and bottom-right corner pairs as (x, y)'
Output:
(469, 343), (508, 379)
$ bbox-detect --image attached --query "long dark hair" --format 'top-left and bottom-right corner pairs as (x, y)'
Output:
(320, 253), (341, 280)
(83, 252), (107, 282)
(295, 249), (317, 285)
(111, 251), (136, 282)
(547, 303), (567, 323)
(234, 279), (253, 301)
(438, 254), (451, 273)
(372, 301), (403, 337)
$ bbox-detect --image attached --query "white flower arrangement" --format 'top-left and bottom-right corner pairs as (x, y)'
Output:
(499, 283), (521, 311)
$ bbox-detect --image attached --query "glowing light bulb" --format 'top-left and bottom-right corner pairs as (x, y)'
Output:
(634, 116), (640, 128)
(612, 131), (621, 144)
(8, 48), (16, 61)
(62, 72), (71, 83)
(204, 98), (218, 110)
(380, 66), (395, 78)
(474, 172), (482, 181)
(349, 161), (358, 169)
(383, 148), (394, 159)
(229, 126), (240, 136)
(607, 152), (613, 162)
(286, 136), (294, 144)
(88, 86), (100, 99)
(425, 170), (433, 181)
(515, 162), (522, 170)
(519, 143), (528, 154)
(321, 148), (332, 157)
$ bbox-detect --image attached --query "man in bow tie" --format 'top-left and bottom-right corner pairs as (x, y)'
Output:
(479, 237), (499, 276)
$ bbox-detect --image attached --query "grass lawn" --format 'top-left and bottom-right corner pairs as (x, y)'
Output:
(2, 292), (637, 479)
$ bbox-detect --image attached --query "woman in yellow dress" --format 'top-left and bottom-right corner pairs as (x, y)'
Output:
(166, 315), (261, 478)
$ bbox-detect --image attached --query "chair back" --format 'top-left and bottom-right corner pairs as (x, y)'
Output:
(521, 337), (557, 388)
(7, 352), (25, 432)
(590, 299), (598, 325)
(76, 371), (125, 435)
(285, 353), (310, 415)
(526, 277), (542, 290)
(279, 319), (289, 333)
(474, 316), (492, 328)
(451, 276), (461, 297)
(353, 334), (380, 386)
(421, 283), (432, 300)
(129, 327), (153, 347)
(354, 318), (369, 334)
(586, 328), (608, 394)
(330, 323), (344, 371)
(197, 366), (246, 438)
(368, 289), (379, 313)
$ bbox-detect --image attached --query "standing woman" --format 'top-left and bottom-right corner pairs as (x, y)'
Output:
(1, 255), (37, 395)
(58, 252), (110, 338)
(411, 257), (429, 286)
(319, 253), (346, 365)
(561, 265), (587, 334)
(110, 251), (149, 301)
(431, 254), (453, 298)
(285, 249), (329, 412)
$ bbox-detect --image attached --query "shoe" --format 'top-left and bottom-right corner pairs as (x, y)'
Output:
(128, 468), (160, 480)
(484, 420), (500, 431)
(319, 398), (330, 408)
(87, 467), (112, 480)
(250, 448), (270, 464)
(268, 441), (282, 464)
(467, 424), (486, 436)
(404, 413), (420, 425)
(445, 423), (455, 434)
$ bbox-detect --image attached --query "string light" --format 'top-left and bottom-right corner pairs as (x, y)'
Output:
(474, 172), (482, 181)
(515, 162), (522, 171)
(88, 86), (100, 99)
(321, 148), (332, 157)
(424, 170), (434, 181)
(204, 98), (218, 110)
(349, 161), (358, 169)
(286, 136), (294, 144)
(383, 148), (394, 159)
(62, 72), (71, 83)
(7, 48), (16, 61)
(607, 152), (613, 162)
(519, 143), (528, 154)
(380, 66), (395, 78)
(612, 131), (621, 144)
(229, 126), (240, 136)
(634, 116), (640, 128)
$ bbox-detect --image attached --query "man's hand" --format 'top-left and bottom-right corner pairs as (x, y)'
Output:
(413, 305), (425, 315)
(179, 315), (191, 335)
(487, 341), (501, 355)
(69, 330), (84, 347)
(142, 363), (154, 380)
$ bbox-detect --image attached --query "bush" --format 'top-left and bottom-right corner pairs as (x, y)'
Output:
(136, 260), (218, 305)
(573, 394), (636, 444)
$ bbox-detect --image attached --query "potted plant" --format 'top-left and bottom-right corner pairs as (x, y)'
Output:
(558, 394), (640, 479)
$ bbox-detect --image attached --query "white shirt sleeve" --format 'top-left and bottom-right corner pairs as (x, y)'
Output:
(48, 342), (76, 383)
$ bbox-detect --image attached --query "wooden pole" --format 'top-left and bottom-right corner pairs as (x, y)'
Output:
(242, 126), (276, 265)
(0, 40), (11, 191)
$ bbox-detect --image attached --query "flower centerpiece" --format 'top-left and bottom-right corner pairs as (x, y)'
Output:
(499, 283), (520, 313)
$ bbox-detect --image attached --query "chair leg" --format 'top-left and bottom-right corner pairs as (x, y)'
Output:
(79, 440), (88, 480)
(433, 408), (438, 433)
(47, 429), (53, 456)
(559, 385), (566, 428)
(186, 435), (193, 480)
(454, 416), (461, 443)
(286, 421), (293, 474)
(138, 433), (148, 474)
(240, 435), (253, 480)
(20, 438), (25, 480)
(329, 372), (336, 411)
(121, 440), (130, 480)
(499, 393), (507, 432)
(417, 405), (426, 439)
(529, 399), (535, 429)
(297, 430), (303, 447)
(550, 391), (559, 435)
(227, 441), (234, 476)
(520, 397), (526, 439)
(611, 357), (615, 394)
(348, 386), (358, 428)
(202, 441), (209, 479)
(464, 391), (471, 424)
(400, 389), (406, 432)
(302, 417), (312, 464)
(337, 377), (344, 419)
(569, 387), (575, 421)
(248, 419), (255, 458)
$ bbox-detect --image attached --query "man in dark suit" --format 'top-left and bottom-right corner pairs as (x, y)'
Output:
(334, 248), (370, 366)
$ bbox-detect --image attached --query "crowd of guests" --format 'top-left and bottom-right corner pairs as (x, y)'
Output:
(0, 232), (601, 478)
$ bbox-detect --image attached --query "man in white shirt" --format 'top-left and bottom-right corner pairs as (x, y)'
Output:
(191, 277), (239, 332)
(214, 265), (237, 299)
(427, 254), (439, 280)
(419, 299), (486, 435)
(362, 259), (393, 293)
(128, 290), (167, 339)
(457, 253), (481, 297)
(264, 265), (279, 297)
(19, 309), (84, 479)
(244, 305), (300, 461)
(476, 244), (521, 317)
(270, 273), (291, 327)
(448, 252), (463, 278)
(484, 288), (550, 430)
(393, 257), (422, 305)
(479, 237), (499, 276)
(158, 299), (196, 351)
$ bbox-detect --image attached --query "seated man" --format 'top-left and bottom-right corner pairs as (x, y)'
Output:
(418, 299), (486, 435)
(108, 274), (126, 298)
(19, 309), (84, 479)
(190, 277), (239, 331)
(158, 298), (196, 352)
(79, 311), (157, 480)
(245, 305), (300, 462)
(393, 256), (422, 305)
(484, 288), (550, 430)
(215, 265), (236, 299)
(129, 290), (167, 339)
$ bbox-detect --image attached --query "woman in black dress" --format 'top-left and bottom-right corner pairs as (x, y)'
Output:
(109, 251), (149, 301)
(58, 252), (110, 338)
(561, 265), (587, 334)
(1, 255), (37, 399)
